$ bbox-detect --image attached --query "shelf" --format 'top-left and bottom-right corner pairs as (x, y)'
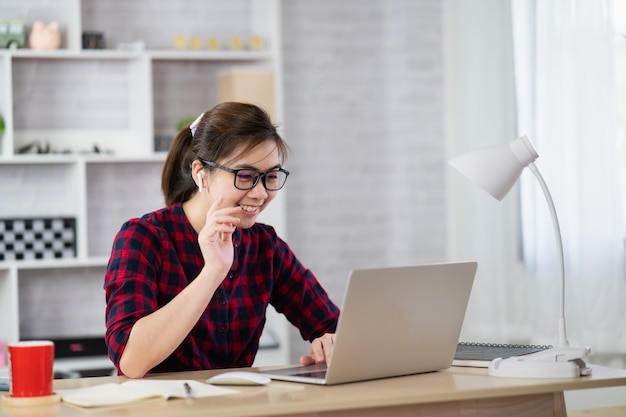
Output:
(1, 49), (273, 61)
(149, 50), (273, 61)
(0, 153), (166, 165)
(0, 154), (78, 164)
(0, 257), (109, 271)
(0, 0), (289, 367)
(2, 49), (143, 60)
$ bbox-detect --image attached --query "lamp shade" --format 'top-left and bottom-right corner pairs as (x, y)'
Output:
(448, 136), (539, 201)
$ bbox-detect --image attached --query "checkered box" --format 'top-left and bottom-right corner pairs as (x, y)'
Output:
(0, 217), (77, 261)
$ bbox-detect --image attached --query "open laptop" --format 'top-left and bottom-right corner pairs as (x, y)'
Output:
(261, 261), (477, 385)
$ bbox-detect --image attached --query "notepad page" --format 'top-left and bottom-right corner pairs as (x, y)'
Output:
(58, 379), (238, 408)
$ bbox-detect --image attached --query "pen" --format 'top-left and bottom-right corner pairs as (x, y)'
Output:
(183, 382), (192, 398)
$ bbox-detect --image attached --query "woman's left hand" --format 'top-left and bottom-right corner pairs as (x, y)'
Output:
(299, 333), (335, 366)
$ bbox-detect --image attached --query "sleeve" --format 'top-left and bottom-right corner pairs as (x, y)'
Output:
(269, 235), (340, 342)
(103, 219), (162, 371)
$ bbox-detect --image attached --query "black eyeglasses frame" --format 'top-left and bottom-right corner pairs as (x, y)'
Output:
(200, 160), (290, 191)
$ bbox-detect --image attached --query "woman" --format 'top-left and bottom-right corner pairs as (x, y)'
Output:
(104, 102), (340, 378)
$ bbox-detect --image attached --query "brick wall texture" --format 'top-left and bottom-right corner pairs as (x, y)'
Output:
(282, 0), (446, 306)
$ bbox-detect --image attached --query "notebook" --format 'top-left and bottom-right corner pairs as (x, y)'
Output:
(261, 261), (477, 385)
(453, 342), (551, 368)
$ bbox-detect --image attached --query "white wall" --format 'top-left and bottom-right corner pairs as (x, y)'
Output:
(280, 0), (527, 361)
(281, 0), (447, 358)
(443, 0), (531, 344)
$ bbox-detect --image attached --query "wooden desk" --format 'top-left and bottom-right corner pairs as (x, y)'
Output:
(1, 365), (625, 417)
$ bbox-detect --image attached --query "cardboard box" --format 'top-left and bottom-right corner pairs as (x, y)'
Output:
(218, 70), (275, 122)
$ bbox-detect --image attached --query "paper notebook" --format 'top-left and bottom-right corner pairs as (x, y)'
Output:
(57, 379), (237, 408)
(453, 342), (552, 368)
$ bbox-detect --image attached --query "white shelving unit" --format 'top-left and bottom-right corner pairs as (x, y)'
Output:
(0, 0), (288, 372)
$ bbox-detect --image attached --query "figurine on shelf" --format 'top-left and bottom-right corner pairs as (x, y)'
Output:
(0, 20), (26, 49)
(229, 36), (244, 50)
(173, 35), (186, 49)
(189, 36), (202, 50)
(249, 35), (264, 50)
(29, 21), (61, 50)
(207, 37), (221, 50)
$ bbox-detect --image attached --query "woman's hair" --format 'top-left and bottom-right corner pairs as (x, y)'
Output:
(161, 102), (288, 206)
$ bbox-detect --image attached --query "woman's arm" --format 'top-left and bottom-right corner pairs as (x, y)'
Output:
(112, 198), (242, 378)
(268, 233), (341, 366)
(118, 265), (223, 378)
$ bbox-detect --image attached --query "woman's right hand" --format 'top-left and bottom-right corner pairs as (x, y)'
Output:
(197, 195), (242, 276)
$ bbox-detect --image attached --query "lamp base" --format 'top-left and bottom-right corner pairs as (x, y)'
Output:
(488, 346), (592, 378)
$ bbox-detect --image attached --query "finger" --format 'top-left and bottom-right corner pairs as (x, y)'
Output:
(205, 198), (241, 233)
(310, 339), (325, 363)
(213, 212), (241, 240)
(322, 335), (334, 364)
(213, 210), (242, 228)
(299, 355), (315, 366)
(206, 195), (225, 217)
(217, 226), (235, 242)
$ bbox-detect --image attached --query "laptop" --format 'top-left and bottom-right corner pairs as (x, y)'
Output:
(261, 261), (477, 385)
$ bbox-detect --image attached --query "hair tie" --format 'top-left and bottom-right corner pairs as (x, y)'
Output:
(189, 112), (205, 137)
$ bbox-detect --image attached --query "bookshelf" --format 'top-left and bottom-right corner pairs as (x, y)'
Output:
(0, 0), (288, 372)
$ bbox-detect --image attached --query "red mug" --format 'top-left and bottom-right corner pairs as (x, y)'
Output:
(8, 341), (55, 397)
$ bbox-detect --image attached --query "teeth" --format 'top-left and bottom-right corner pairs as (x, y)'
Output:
(240, 205), (257, 213)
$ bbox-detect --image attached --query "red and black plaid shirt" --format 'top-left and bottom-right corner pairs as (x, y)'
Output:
(104, 203), (339, 375)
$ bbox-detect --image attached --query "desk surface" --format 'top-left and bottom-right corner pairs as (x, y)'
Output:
(2, 365), (626, 417)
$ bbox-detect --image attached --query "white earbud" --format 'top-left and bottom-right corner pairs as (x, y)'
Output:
(197, 171), (204, 192)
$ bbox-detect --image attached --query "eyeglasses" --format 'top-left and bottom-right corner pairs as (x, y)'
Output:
(201, 160), (290, 191)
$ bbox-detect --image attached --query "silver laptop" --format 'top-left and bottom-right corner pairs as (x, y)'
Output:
(261, 261), (477, 385)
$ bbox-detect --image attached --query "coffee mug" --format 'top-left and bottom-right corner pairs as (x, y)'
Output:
(8, 341), (55, 397)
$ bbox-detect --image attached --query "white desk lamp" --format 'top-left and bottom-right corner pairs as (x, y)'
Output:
(448, 136), (591, 378)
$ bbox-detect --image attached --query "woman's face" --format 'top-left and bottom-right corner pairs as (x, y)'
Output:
(205, 140), (283, 229)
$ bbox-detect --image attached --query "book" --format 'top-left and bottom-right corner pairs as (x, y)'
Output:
(453, 342), (552, 368)
(57, 379), (238, 408)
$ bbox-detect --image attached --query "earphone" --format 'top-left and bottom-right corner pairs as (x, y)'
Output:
(197, 171), (204, 192)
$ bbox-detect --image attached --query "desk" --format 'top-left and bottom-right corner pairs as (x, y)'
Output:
(1, 365), (626, 417)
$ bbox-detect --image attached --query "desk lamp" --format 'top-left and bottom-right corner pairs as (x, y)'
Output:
(448, 136), (591, 378)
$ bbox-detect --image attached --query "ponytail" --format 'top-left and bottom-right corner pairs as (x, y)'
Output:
(161, 126), (195, 206)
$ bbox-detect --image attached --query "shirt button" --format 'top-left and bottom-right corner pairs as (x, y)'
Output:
(228, 273), (234, 280)
(219, 298), (227, 305)
(219, 323), (228, 331)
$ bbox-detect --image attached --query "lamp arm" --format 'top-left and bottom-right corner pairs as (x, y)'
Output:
(527, 162), (569, 348)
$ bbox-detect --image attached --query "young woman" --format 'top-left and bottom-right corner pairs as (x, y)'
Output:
(104, 102), (340, 378)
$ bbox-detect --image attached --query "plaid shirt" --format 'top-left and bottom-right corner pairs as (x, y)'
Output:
(104, 203), (339, 375)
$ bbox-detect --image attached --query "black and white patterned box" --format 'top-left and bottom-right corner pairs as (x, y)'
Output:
(0, 217), (77, 261)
